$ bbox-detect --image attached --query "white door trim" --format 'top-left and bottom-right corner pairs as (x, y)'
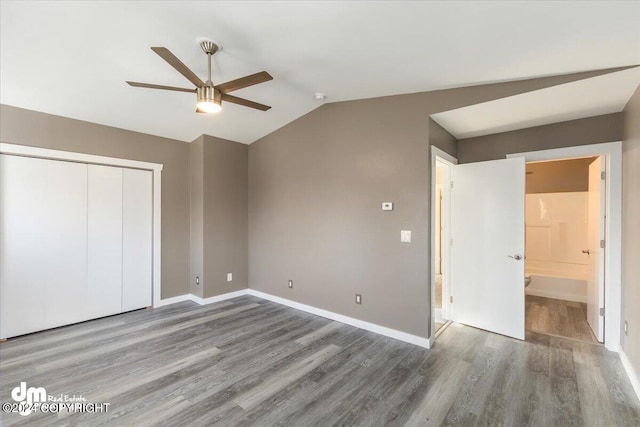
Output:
(507, 141), (622, 352)
(0, 143), (164, 308)
(429, 146), (457, 346)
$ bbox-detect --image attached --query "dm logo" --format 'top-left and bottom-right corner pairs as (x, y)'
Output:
(11, 382), (46, 416)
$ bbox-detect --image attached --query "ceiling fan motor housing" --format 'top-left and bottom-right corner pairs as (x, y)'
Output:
(197, 85), (222, 104)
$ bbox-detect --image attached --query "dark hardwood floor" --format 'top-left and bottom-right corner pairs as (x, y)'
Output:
(1, 295), (638, 426)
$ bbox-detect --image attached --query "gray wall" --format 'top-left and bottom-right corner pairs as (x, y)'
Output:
(526, 157), (595, 194)
(190, 136), (205, 298)
(202, 135), (249, 298)
(0, 104), (190, 299)
(248, 68), (622, 338)
(457, 113), (623, 164)
(622, 84), (640, 378)
(429, 118), (458, 158)
(1, 67), (630, 339)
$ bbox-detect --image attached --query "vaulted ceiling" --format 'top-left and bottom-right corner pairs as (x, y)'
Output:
(1, 1), (639, 143)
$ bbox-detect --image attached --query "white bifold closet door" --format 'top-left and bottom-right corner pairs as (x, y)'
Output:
(122, 168), (153, 311)
(1, 154), (153, 339)
(87, 164), (123, 318)
(0, 155), (88, 338)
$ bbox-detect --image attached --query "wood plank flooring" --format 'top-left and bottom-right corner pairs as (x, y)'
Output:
(1, 295), (639, 426)
(526, 295), (598, 344)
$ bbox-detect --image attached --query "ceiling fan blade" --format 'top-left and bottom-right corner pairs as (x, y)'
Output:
(216, 71), (273, 94)
(222, 93), (271, 111)
(127, 81), (196, 93)
(150, 47), (205, 87)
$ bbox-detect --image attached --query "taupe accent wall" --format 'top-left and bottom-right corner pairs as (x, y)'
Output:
(525, 157), (596, 194)
(248, 68), (624, 338)
(622, 84), (640, 379)
(201, 135), (249, 298)
(429, 118), (458, 158)
(457, 113), (623, 164)
(190, 136), (205, 298)
(0, 104), (190, 299)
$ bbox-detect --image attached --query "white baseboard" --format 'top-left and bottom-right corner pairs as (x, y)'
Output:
(189, 289), (249, 305)
(619, 348), (640, 401)
(525, 288), (587, 303)
(247, 289), (430, 348)
(152, 288), (430, 349)
(154, 294), (191, 308)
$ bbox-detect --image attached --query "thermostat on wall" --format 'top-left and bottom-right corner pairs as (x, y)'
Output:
(382, 202), (393, 211)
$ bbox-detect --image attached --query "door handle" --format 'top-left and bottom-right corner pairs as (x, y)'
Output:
(508, 254), (523, 260)
(582, 249), (590, 255)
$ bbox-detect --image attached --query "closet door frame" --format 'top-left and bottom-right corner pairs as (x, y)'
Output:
(0, 143), (163, 307)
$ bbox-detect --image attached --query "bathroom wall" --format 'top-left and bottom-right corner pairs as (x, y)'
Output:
(525, 192), (589, 277)
(526, 157), (596, 193)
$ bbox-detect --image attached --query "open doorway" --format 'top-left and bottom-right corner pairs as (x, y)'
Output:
(524, 156), (605, 344)
(430, 147), (456, 341)
(434, 161), (446, 332)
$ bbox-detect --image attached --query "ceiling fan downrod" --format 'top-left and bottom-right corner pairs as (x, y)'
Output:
(200, 40), (219, 88)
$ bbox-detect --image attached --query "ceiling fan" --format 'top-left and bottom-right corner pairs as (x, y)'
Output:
(127, 40), (273, 113)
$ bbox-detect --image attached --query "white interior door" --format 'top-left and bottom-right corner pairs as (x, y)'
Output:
(451, 157), (525, 340)
(587, 157), (605, 342)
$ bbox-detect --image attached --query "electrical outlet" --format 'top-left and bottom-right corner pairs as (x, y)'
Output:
(625, 320), (628, 335)
(227, 273), (232, 282)
(355, 294), (362, 304)
(195, 276), (200, 285)
(288, 280), (293, 289)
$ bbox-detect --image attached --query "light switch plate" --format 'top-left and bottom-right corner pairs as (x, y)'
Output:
(382, 202), (393, 211)
(401, 230), (411, 243)
(227, 273), (232, 282)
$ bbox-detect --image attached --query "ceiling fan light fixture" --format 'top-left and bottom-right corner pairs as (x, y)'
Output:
(196, 86), (222, 113)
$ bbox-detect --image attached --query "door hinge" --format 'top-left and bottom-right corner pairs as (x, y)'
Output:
(600, 240), (605, 249)
(600, 307), (605, 317)
(601, 171), (606, 180)
(450, 296), (453, 304)
(450, 181), (454, 189)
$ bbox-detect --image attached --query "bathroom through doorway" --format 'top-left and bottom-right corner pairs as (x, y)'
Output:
(524, 156), (605, 344)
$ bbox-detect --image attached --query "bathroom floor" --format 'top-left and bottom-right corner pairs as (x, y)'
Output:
(525, 295), (598, 344)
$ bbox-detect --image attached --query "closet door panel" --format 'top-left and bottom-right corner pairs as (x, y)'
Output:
(0, 155), (88, 338)
(122, 168), (153, 311)
(87, 165), (123, 318)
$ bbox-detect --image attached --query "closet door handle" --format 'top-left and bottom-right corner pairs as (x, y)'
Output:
(582, 249), (590, 255)
(508, 254), (523, 260)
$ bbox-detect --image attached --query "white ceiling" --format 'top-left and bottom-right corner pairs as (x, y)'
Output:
(1, 1), (639, 144)
(431, 67), (640, 139)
